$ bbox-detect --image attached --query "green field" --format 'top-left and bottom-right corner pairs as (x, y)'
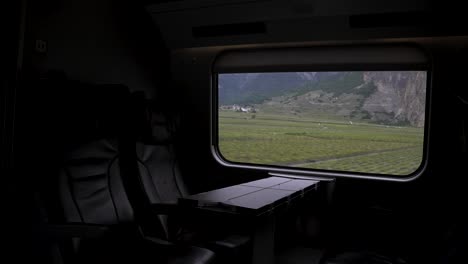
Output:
(218, 111), (425, 176)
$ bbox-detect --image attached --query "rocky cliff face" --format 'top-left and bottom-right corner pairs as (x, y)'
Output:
(362, 71), (427, 127)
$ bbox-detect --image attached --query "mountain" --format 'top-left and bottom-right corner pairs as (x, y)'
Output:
(219, 72), (313, 105)
(218, 71), (427, 127)
(362, 71), (427, 127)
(219, 72), (366, 105)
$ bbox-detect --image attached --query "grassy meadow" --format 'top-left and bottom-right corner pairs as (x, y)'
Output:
(218, 111), (425, 175)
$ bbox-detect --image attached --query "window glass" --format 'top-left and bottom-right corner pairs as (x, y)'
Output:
(217, 71), (427, 176)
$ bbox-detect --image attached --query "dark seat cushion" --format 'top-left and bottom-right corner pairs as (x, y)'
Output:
(74, 232), (215, 264)
(324, 251), (407, 264)
(164, 246), (215, 264)
(143, 237), (215, 264)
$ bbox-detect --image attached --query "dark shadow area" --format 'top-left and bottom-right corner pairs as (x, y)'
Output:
(4, 0), (468, 263)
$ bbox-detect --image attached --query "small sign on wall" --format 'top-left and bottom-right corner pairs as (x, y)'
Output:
(35, 40), (47, 53)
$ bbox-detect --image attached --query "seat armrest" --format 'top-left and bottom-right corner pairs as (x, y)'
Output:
(206, 234), (251, 253)
(44, 223), (111, 240)
(142, 235), (176, 249)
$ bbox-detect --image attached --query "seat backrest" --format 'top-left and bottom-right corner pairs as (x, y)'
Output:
(132, 93), (188, 205)
(57, 84), (135, 226)
(59, 139), (134, 224)
(130, 93), (189, 239)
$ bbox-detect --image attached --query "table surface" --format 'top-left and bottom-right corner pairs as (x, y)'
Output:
(179, 177), (319, 215)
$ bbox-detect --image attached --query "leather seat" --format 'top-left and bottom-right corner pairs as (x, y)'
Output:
(48, 82), (215, 264)
(129, 92), (251, 261)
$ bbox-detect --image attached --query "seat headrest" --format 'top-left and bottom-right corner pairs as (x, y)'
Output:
(130, 92), (177, 145)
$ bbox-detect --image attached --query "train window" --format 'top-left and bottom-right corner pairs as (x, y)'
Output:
(212, 46), (430, 180)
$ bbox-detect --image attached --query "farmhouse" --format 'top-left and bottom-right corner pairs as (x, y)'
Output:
(220, 105), (257, 113)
